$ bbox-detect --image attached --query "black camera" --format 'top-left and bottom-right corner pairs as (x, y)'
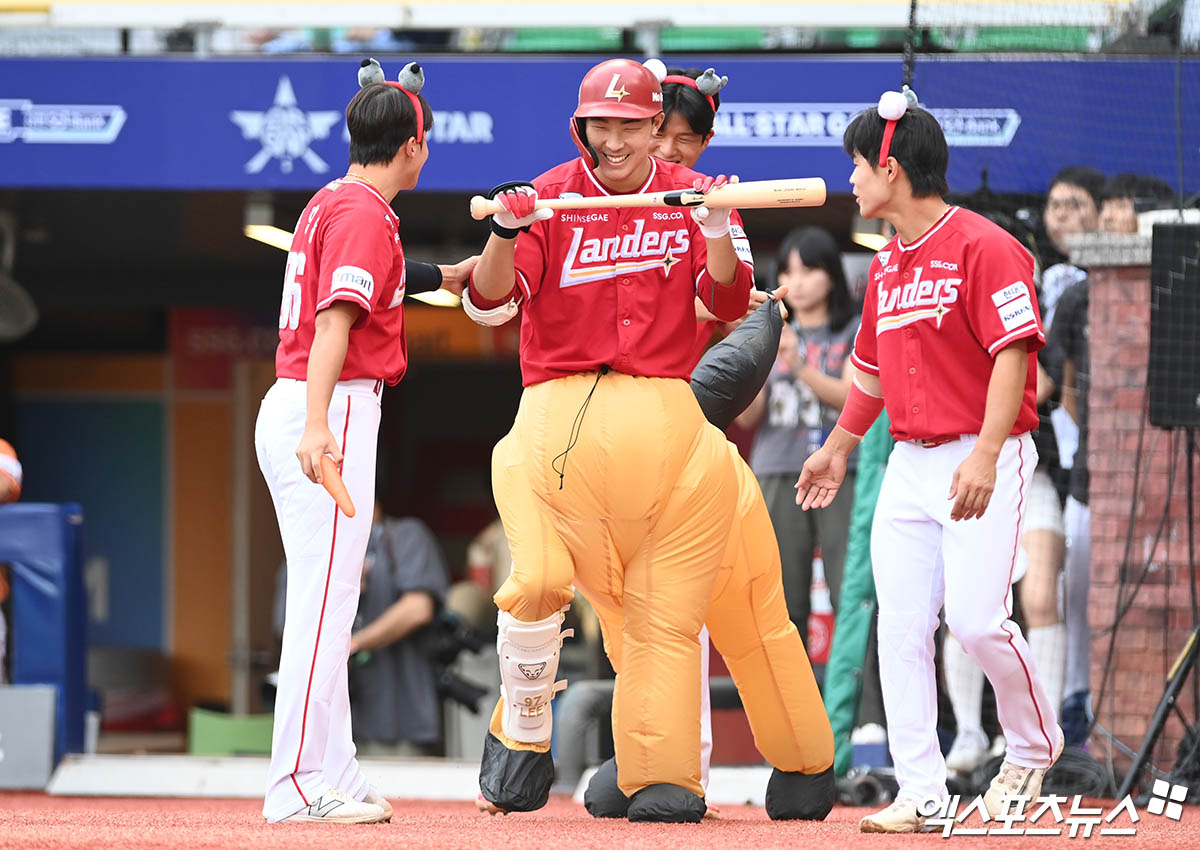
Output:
(425, 609), (491, 714)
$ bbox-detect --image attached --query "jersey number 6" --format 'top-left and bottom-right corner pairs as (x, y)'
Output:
(278, 251), (306, 330)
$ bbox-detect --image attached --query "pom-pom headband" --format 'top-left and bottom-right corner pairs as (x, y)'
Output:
(876, 85), (918, 167)
(643, 59), (727, 114)
(358, 57), (426, 144)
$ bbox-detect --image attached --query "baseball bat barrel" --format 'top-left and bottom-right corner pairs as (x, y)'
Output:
(468, 177), (826, 220)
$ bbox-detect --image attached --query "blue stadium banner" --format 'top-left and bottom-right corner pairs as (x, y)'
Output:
(0, 55), (1195, 194)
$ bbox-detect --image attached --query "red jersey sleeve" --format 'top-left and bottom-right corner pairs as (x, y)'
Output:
(964, 231), (1045, 356)
(850, 262), (881, 375)
(511, 218), (549, 304)
(692, 209), (753, 323)
(315, 202), (397, 319)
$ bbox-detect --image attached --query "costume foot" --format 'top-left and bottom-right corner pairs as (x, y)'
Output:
(627, 783), (706, 823)
(583, 757), (630, 818)
(765, 765), (835, 820)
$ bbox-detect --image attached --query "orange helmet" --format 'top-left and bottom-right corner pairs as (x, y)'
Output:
(570, 58), (664, 168)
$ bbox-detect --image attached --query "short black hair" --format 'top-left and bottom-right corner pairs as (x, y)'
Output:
(661, 66), (720, 136)
(775, 226), (854, 333)
(346, 82), (434, 167)
(1102, 172), (1176, 210)
(1048, 166), (1105, 207)
(842, 106), (949, 198)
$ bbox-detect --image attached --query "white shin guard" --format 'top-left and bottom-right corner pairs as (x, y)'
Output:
(497, 607), (573, 744)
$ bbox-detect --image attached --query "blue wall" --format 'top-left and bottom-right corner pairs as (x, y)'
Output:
(13, 401), (165, 649)
(1, 55), (1194, 195)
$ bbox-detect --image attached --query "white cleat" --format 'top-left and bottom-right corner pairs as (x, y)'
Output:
(982, 727), (1065, 818)
(363, 786), (393, 821)
(859, 796), (929, 833)
(945, 728), (990, 775)
(281, 788), (389, 824)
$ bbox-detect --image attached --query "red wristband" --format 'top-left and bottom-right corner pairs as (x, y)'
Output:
(837, 378), (885, 438)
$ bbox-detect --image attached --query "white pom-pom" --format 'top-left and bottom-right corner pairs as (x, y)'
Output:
(642, 58), (667, 82)
(877, 90), (909, 121)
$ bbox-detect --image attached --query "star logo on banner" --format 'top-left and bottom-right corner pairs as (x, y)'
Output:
(230, 76), (341, 174)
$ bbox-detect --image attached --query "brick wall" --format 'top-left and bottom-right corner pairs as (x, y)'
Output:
(1087, 260), (1199, 773)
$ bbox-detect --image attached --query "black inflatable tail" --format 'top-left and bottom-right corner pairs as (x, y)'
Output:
(689, 294), (784, 431)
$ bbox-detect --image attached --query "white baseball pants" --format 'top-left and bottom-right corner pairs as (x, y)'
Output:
(255, 377), (381, 822)
(872, 433), (1060, 803)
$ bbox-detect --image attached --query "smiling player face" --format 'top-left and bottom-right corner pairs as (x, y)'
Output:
(650, 111), (712, 169)
(585, 116), (661, 192)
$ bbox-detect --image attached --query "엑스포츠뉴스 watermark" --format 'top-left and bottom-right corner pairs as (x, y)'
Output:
(921, 781), (1188, 838)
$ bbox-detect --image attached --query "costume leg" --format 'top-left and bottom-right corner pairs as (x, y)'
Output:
(706, 452), (834, 820)
(478, 423), (576, 813)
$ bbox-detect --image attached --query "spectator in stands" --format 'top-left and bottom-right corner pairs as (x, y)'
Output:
(1097, 173), (1177, 233)
(272, 500), (450, 755)
(348, 501), (450, 756)
(1041, 166), (1105, 327)
(1050, 173), (1177, 748)
(737, 227), (859, 641)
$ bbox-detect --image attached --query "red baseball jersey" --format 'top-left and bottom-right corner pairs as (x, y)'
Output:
(472, 157), (754, 386)
(850, 206), (1044, 442)
(275, 178), (409, 385)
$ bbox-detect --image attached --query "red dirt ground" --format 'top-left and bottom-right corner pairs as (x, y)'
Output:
(0, 794), (1193, 849)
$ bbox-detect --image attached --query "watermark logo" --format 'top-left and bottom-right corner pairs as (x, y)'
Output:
(1147, 779), (1187, 821)
(924, 789), (1186, 838)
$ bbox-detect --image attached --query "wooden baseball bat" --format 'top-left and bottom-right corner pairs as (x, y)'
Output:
(469, 177), (826, 221)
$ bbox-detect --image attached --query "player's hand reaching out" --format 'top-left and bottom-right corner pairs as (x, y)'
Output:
(438, 255), (480, 296)
(488, 182), (554, 238)
(948, 447), (997, 521)
(691, 174), (739, 238)
(795, 445), (847, 510)
(296, 424), (342, 485)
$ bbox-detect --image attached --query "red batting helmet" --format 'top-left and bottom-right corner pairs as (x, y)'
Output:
(570, 58), (664, 168)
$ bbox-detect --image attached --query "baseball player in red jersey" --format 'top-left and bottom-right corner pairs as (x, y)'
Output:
(257, 60), (471, 825)
(579, 62), (834, 821)
(796, 87), (1063, 832)
(464, 57), (763, 823)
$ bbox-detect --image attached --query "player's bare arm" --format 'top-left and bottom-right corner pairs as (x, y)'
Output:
(948, 339), (1028, 522)
(435, 255), (481, 297)
(795, 368), (882, 510)
(297, 301), (360, 484)
(692, 174), (740, 286)
(1036, 360), (1055, 405)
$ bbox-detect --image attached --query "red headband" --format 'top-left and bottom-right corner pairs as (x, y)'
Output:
(386, 81), (424, 144)
(662, 74), (716, 113)
(879, 121), (897, 167)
